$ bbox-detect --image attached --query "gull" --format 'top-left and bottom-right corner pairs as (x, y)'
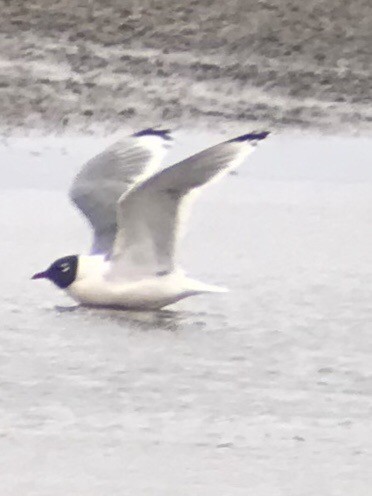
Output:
(32, 128), (269, 310)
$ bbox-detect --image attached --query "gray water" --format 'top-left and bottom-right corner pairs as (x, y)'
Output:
(1, 132), (372, 495)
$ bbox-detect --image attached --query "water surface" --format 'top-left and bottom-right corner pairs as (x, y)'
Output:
(0, 132), (371, 495)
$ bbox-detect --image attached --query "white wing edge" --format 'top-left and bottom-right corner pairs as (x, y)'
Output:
(176, 136), (264, 241)
(108, 130), (174, 196)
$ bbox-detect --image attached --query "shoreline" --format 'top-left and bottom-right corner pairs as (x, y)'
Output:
(1, 0), (371, 136)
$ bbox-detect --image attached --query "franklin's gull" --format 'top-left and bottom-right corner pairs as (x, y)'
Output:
(32, 128), (269, 310)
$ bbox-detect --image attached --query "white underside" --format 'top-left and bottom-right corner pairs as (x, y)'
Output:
(66, 257), (227, 310)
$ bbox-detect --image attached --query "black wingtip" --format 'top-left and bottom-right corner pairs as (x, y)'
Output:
(133, 128), (173, 141)
(230, 131), (270, 143)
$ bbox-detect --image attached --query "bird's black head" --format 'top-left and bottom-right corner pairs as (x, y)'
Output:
(32, 255), (78, 289)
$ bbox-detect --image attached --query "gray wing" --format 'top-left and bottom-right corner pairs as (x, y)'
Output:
(69, 128), (172, 255)
(108, 132), (269, 279)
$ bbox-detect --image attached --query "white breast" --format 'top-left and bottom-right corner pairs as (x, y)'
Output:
(67, 256), (184, 309)
(66, 255), (225, 310)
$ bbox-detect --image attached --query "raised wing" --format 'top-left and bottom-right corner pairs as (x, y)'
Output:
(69, 128), (172, 255)
(108, 131), (269, 279)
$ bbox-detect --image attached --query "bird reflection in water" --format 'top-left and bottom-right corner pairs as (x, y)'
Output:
(54, 304), (185, 332)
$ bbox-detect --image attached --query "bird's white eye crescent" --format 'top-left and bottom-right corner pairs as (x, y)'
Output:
(60, 263), (70, 273)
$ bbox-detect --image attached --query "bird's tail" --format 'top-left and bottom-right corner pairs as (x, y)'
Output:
(186, 278), (229, 295)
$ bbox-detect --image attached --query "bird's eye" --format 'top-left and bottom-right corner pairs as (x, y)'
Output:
(60, 264), (70, 273)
